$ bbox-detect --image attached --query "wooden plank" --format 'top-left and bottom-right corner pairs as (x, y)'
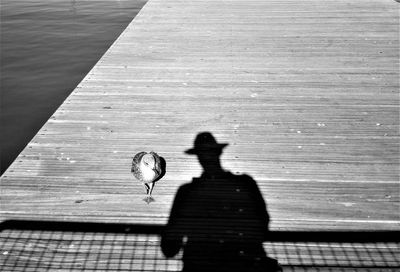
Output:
(1, 0), (399, 236)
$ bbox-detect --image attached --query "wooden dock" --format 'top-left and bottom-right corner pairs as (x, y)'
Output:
(1, 0), (399, 270)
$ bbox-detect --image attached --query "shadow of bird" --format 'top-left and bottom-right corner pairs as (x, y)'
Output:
(131, 151), (165, 204)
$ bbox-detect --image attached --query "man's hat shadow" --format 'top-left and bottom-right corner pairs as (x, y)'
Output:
(161, 132), (281, 272)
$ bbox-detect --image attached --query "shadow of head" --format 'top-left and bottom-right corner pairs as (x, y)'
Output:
(184, 132), (228, 175)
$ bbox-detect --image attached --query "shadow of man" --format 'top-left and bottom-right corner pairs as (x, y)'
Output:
(161, 132), (282, 272)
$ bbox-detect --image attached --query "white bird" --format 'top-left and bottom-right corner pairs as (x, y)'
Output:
(131, 151), (163, 203)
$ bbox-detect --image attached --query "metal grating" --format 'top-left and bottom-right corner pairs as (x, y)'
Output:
(1, 221), (399, 271)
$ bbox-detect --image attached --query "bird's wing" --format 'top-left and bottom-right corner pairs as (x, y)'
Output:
(150, 152), (162, 175)
(131, 152), (147, 173)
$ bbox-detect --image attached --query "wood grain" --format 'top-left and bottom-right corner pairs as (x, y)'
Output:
(1, 0), (399, 232)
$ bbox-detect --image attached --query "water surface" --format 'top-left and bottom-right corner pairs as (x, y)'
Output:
(1, 0), (147, 174)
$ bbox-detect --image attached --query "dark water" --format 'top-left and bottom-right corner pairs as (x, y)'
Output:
(0, 0), (147, 175)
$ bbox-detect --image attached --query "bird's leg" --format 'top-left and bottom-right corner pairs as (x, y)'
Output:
(148, 182), (155, 197)
(143, 183), (149, 194)
(143, 183), (155, 204)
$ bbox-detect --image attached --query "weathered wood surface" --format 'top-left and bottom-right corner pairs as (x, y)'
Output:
(1, 0), (399, 233)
